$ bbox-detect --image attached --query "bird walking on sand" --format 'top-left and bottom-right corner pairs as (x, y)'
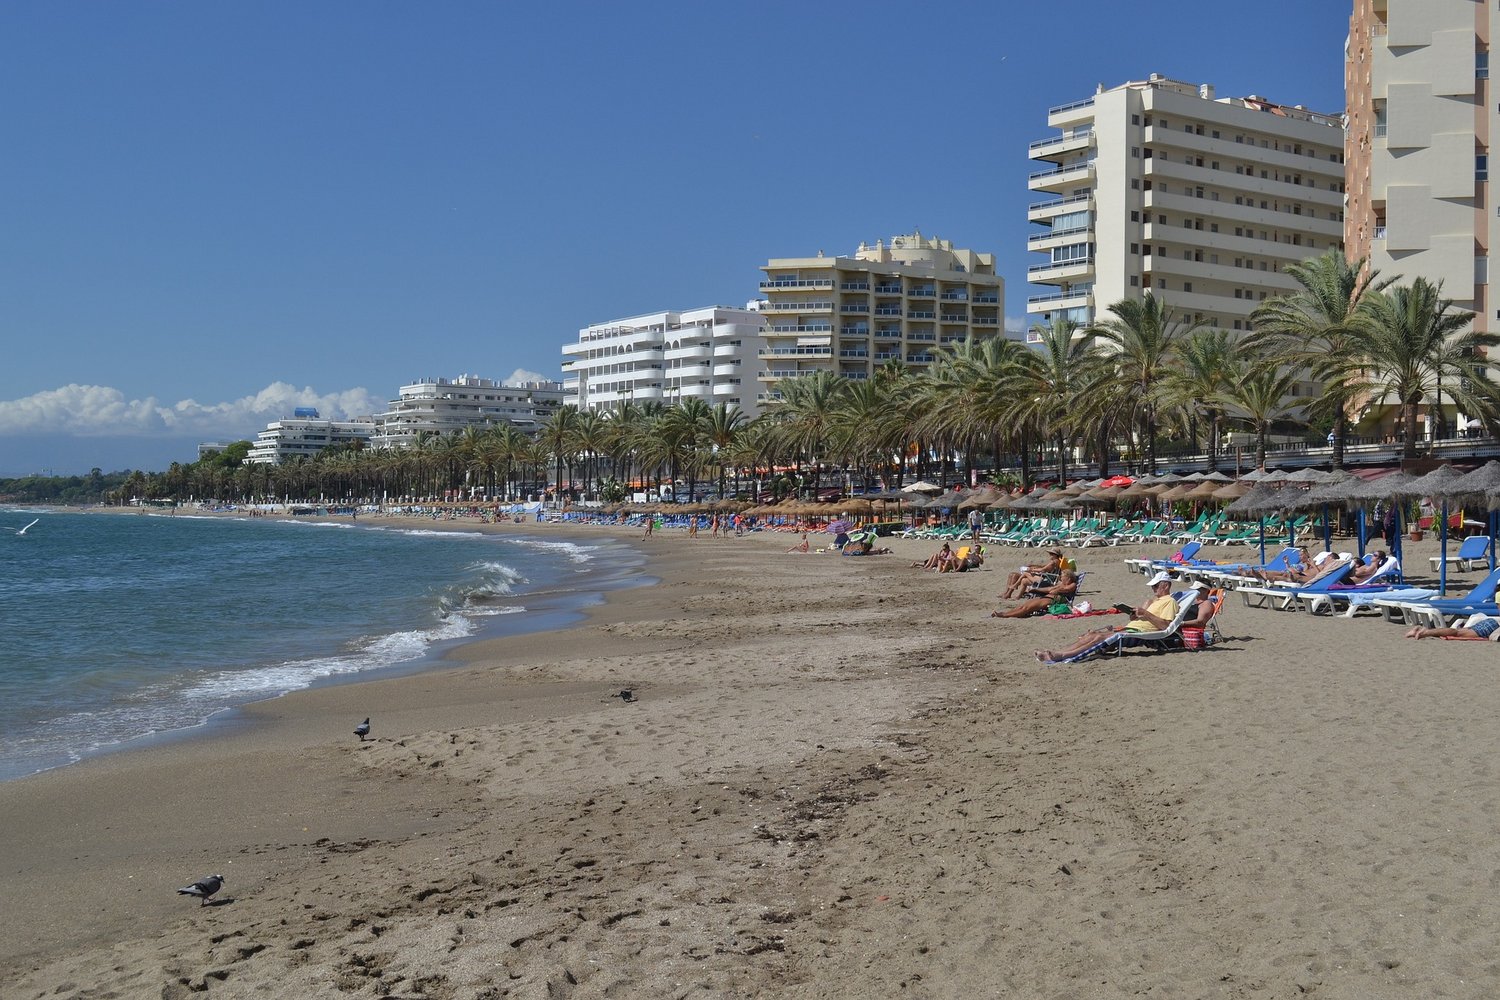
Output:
(3, 518), (39, 535)
(177, 874), (225, 906)
(354, 717), (371, 741)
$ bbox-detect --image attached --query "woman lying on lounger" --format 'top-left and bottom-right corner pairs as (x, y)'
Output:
(1003, 550), (1065, 598)
(992, 570), (1079, 618)
(1035, 572), (1179, 663)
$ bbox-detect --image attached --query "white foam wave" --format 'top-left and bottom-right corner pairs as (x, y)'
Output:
(505, 538), (596, 564)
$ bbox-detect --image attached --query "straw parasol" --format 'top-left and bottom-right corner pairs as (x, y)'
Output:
(1198, 471), (1234, 483)
(1157, 483), (1198, 502)
(1225, 483), (1289, 517)
(1282, 467), (1331, 484)
(1210, 480), (1251, 501)
(839, 498), (875, 516)
(1445, 461), (1500, 502)
(1182, 480), (1228, 501)
(1396, 463), (1467, 499)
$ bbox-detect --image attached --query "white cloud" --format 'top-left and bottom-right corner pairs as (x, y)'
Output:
(0, 383), (383, 439)
(1004, 315), (1029, 334)
(505, 368), (548, 385)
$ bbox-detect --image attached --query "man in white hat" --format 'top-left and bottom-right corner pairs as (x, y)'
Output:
(1036, 571), (1181, 663)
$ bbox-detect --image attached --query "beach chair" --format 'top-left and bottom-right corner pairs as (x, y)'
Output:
(1372, 565), (1500, 627)
(1042, 591), (1201, 664)
(1300, 558), (1407, 615)
(1237, 559), (1355, 610)
(1427, 535), (1491, 574)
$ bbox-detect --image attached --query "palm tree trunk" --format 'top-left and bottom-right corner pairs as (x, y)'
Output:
(1332, 410), (1347, 470)
(1403, 401), (1420, 460)
(1206, 412), (1219, 473)
(1018, 428), (1032, 490)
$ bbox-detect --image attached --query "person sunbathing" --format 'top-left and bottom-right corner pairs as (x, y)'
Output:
(1252, 548), (1325, 583)
(1349, 550), (1391, 584)
(914, 542), (953, 570)
(939, 545), (985, 572)
(1404, 614), (1500, 640)
(992, 570), (1078, 618)
(1003, 550), (1064, 598)
(786, 532), (810, 553)
(1036, 572), (1179, 663)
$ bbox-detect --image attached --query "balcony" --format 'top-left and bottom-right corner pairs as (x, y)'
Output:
(874, 328), (902, 340)
(1027, 159), (1093, 192)
(840, 303), (870, 313)
(1028, 192), (1093, 216)
(940, 313), (968, 323)
(1028, 223), (1091, 247)
(762, 300), (834, 312)
(908, 286), (936, 298)
(840, 324), (869, 335)
(839, 281), (870, 290)
(874, 306), (903, 316)
(839, 349), (869, 358)
(1028, 128), (1094, 162)
(874, 351), (902, 361)
(874, 284), (903, 294)
(1026, 288), (1094, 309)
(908, 310), (935, 319)
(972, 316), (999, 327)
(761, 367), (830, 380)
(760, 278), (834, 289)
(909, 332), (937, 342)
(1028, 257), (1094, 281)
(768, 323), (832, 333)
(973, 292), (999, 303)
(758, 346), (833, 359)
(939, 290), (968, 301)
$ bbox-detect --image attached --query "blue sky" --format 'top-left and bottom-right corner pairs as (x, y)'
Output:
(0, 1), (1352, 475)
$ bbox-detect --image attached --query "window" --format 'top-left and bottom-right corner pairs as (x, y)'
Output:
(1131, 178), (1140, 189)
(1480, 154), (1490, 181)
(1210, 223), (1219, 233)
(1158, 214), (1167, 224)
(1183, 282), (1193, 293)
(1131, 146), (1140, 157)
(1131, 243), (1139, 254)
(1130, 276), (1139, 286)
(1158, 278), (1166, 289)
(1480, 51), (1490, 80)
(1478, 255), (1490, 285)
(1130, 210), (1140, 222)
(1132, 113), (1141, 125)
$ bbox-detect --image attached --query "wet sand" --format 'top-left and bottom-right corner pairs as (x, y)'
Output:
(3, 520), (1499, 998)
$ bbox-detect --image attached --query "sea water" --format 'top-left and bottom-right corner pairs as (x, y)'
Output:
(0, 509), (645, 781)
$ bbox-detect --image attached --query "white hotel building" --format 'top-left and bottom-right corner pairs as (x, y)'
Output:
(561, 306), (765, 417)
(1027, 75), (1346, 335)
(245, 415), (376, 465)
(370, 375), (566, 450)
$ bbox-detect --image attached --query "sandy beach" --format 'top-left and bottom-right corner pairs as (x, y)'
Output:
(3, 517), (1500, 998)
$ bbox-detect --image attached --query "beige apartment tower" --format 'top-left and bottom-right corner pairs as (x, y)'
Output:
(757, 233), (1004, 402)
(1028, 76), (1345, 336)
(1346, 0), (1491, 330)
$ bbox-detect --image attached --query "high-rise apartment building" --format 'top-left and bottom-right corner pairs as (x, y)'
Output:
(757, 233), (1004, 402)
(561, 306), (766, 417)
(370, 375), (566, 449)
(1346, 0), (1490, 328)
(1027, 76), (1345, 336)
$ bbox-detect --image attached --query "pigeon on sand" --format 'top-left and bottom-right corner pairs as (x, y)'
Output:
(177, 874), (225, 906)
(354, 717), (371, 741)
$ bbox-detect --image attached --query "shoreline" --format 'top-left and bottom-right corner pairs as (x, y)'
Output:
(6, 525), (1500, 996)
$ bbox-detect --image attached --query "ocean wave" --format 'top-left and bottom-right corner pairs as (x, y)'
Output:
(505, 537), (596, 564)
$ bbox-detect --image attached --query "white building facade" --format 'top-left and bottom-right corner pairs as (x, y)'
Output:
(1027, 76), (1345, 336)
(370, 375), (566, 450)
(757, 233), (1004, 402)
(1347, 0), (1491, 328)
(245, 417), (376, 465)
(561, 305), (765, 417)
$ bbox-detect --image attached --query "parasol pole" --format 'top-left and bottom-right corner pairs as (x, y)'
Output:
(1323, 504), (1332, 552)
(1357, 508), (1367, 559)
(1439, 498), (1449, 596)
(1258, 515), (1266, 565)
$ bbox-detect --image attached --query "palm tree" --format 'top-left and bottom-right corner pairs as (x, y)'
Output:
(1093, 292), (1202, 473)
(1248, 249), (1390, 468)
(1165, 328), (1236, 472)
(703, 402), (748, 497)
(769, 371), (851, 495)
(1222, 360), (1300, 470)
(1345, 277), (1500, 459)
(1006, 318), (1106, 483)
(539, 405), (580, 499)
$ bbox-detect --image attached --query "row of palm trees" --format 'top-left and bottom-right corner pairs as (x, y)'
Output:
(130, 250), (1500, 506)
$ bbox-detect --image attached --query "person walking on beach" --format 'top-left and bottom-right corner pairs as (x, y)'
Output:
(688, 516), (699, 539)
(642, 516), (654, 540)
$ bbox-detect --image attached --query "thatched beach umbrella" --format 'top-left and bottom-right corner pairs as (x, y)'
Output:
(1398, 465), (1470, 592)
(1211, 480), (1251, 501)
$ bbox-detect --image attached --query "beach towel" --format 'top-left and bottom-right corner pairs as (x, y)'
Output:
(1043, 609), (1125, 620)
